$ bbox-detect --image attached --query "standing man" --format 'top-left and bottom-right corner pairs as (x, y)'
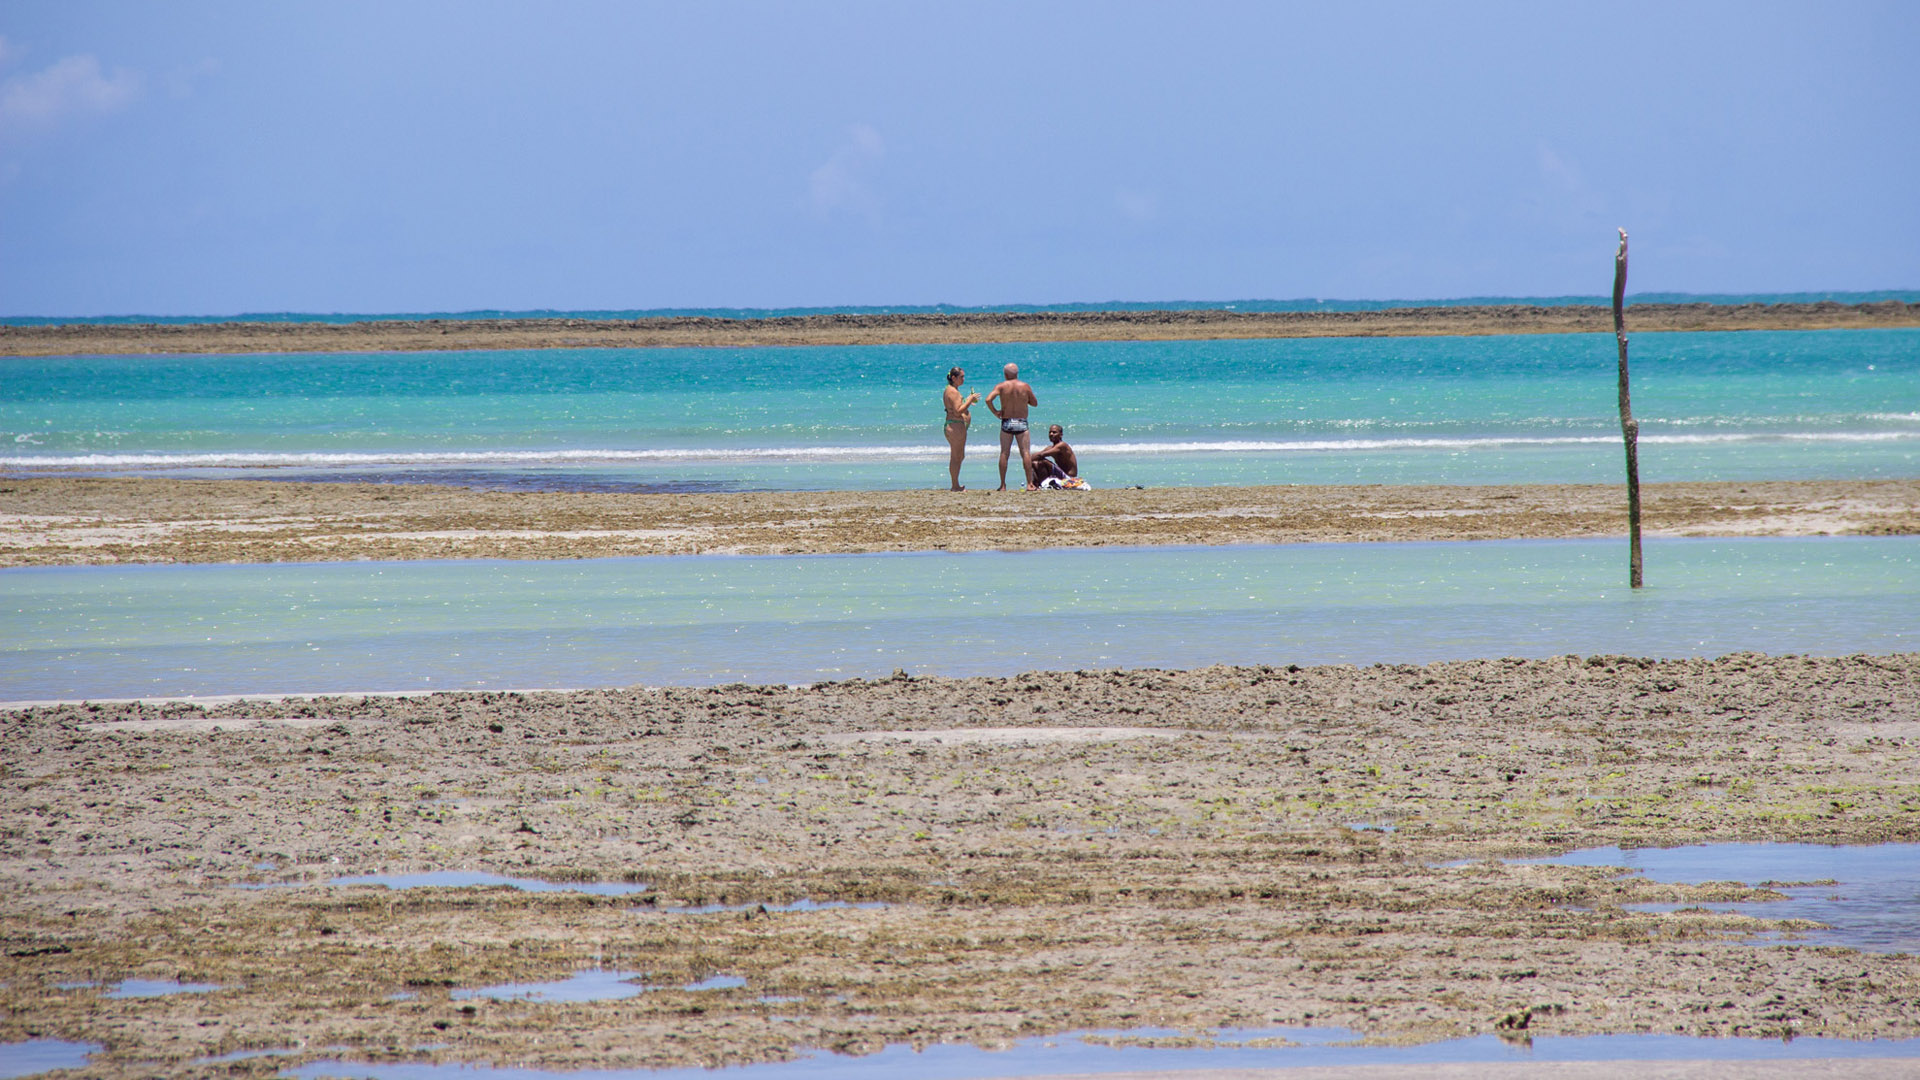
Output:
(986, 362), (1038, 491)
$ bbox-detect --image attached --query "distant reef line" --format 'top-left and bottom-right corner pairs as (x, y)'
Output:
(4, 300), (1917, 355)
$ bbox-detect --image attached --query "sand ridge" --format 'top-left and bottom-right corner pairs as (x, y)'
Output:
(4, 301), (1917, 355)
(3, 476), (1917, 566)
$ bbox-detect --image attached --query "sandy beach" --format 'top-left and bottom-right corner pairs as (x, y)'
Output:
(4, 476), (1917, 566)
(2, 654), (1916, 1076)
(4, 301), (1917, 356)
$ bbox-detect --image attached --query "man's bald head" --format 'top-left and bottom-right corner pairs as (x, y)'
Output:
(1004, 363), (1019, 379)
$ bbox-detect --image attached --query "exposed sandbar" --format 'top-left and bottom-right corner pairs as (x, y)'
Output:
(2, 476), (1915, 566)
(4, 301), (1917, 356)
(3, 654), (1916, 1074)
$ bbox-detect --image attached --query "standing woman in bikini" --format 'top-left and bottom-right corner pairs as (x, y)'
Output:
(942, 366), (981, 491)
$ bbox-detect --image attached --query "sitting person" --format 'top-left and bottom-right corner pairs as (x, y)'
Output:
(1030, 424), (1089, 489)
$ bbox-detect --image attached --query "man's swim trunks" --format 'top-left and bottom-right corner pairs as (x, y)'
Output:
(1001, 418), (1029, 435)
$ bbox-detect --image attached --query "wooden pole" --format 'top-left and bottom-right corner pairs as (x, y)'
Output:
(1613, 228), (1643, 588)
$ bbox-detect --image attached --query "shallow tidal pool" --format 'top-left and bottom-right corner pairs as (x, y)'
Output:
(4, 536), (1914, 701)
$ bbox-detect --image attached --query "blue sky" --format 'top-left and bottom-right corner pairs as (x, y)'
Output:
(1, 1), (1915, 316)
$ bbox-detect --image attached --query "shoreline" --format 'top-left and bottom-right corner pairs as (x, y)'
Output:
(4, 654), (1916, 1074)
(3, 476), (1916, 566)
(3, 300), (1917, 355)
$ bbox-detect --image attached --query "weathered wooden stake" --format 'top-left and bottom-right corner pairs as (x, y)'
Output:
(1613, 227), (1643, 588)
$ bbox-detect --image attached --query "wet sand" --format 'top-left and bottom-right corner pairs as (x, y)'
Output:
(2, 654), (1917, 1076)
(4, 476), (1917, 566)
(4, 301), (1917, 356)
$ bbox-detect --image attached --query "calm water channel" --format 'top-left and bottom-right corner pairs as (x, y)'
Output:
(3, 536), (1915, 701)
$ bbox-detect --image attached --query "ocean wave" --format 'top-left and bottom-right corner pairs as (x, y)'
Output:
(1658, 412), (1920, 428)
(1084, 432), (1920, 453)
(5, 430), (1918, 469)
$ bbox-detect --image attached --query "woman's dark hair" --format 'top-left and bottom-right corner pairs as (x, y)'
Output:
(947, 367), (964, 383)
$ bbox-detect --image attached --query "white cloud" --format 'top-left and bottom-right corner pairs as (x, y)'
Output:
(0, 53), (142, 132)
(807, 124), (885, 218)
(164, 57), (220, 100)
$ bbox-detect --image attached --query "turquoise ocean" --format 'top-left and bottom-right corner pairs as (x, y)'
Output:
(3, 312), (1919, 697)
(3, 327), (1917, 491)
(5, 538), (1913, 699)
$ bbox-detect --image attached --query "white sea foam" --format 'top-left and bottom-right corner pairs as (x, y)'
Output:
(0, 447), (929, 467)
(2, 430), (1915, 469)
(1083, 431), (1919, 453)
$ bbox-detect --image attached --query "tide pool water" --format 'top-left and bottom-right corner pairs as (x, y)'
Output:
(14, 1028), (1920, 1080)
(2, 537), (1912, 701)
(322, 872), (649, 896)
(1514, 844), (1920, 954)
(4, 329), (1915, 490)
(0, 1041), (103, 1079)
(279, 1030), (1920, 1079)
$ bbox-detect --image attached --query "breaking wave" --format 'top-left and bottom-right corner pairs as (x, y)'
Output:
(5, 430), (1917, 470)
